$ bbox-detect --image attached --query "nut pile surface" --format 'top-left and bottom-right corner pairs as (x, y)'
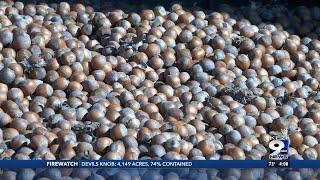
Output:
(1, 168), (320, 180)
(0, 1), (320, 160)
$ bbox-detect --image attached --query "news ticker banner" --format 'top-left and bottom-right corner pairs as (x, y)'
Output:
(0, 160), (317, 168)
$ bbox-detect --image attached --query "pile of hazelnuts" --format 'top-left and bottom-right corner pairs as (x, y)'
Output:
(1, 167), (319, 180)
(0, 1), (320, 161)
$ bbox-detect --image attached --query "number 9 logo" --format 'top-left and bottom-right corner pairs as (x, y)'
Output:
(269, 140), (284, 156)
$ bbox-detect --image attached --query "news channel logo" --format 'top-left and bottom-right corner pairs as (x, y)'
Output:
(268, 134), (289, 160)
